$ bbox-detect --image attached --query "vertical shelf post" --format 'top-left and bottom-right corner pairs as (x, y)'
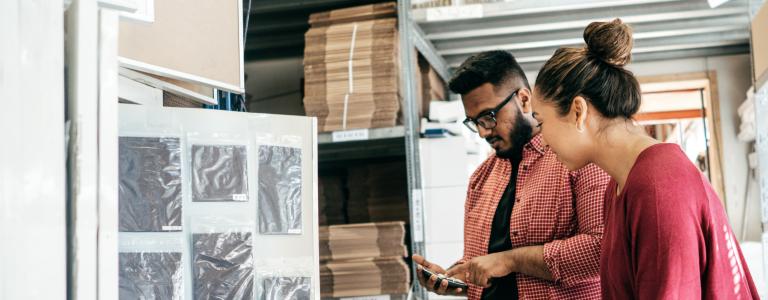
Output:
(398, 0), (429, 299)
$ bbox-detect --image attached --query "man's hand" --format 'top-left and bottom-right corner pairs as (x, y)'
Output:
(446, 252), (514, 288)
(413, 254), (466, 296)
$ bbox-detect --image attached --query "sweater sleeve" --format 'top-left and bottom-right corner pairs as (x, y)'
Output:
(628, 178), (704, 299)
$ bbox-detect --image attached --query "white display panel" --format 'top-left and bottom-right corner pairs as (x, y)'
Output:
(118, 104), (319, 299)
(0, 0), (66, 299)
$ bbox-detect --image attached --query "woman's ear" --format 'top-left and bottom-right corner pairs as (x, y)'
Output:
(518, 88), (532, 113)
(571, 96), (589, 132)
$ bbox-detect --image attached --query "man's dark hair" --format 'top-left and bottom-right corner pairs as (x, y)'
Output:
(448, 50), (530, 95)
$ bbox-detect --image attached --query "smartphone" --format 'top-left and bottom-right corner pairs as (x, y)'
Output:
(418, 264), (469, 290)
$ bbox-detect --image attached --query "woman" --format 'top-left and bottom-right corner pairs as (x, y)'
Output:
(530, 19), (759, 298)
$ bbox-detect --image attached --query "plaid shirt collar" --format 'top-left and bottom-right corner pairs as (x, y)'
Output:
(493, 134), (547, 161)
(525, 133), (547, 155)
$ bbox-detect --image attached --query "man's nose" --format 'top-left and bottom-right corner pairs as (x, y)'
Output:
(478, 126), (492, 139)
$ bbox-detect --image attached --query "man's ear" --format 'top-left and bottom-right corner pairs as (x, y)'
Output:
(518, 88), (532, 113)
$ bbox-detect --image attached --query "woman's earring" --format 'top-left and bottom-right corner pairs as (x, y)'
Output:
(577, 125), (585, 133)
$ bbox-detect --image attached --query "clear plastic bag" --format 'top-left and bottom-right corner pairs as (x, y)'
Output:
(258, 145), (303, 234)
(261, 276), (311, 300)
(119, 136), (183, 232)
(119, 252), (183, 300)
(255, 257), (315, 300)
(118, 236), (184, 300)
(192, 218), (254, 300)
(191, 144), (249, 202)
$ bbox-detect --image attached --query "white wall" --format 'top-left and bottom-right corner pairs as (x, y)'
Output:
(244, 57), (306, 115)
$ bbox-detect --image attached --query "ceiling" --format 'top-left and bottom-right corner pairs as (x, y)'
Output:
(411, 0), (755, 72)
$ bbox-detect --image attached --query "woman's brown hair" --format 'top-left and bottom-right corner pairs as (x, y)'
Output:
(535, 18), (642, 119)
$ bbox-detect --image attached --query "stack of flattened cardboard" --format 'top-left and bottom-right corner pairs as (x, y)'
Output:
(309, 2), (397, 26)
(319, 222), (408, 261)
(347, 162), (409, 223)
(319, 222), (410, 298)
(304, 3), (401, 132)
(416, 54), (447, 118)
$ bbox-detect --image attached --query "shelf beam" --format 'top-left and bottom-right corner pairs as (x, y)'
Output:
(411, 22), (451, 83)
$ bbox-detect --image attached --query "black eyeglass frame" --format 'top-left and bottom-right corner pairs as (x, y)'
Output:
(462, 89), (520, 133)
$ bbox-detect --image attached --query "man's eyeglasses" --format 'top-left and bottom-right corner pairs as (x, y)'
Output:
(463, 89), (519, 133)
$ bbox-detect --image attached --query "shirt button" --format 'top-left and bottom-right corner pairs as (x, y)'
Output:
(522, 165), (528, 171)
(511, 231), (518, 236)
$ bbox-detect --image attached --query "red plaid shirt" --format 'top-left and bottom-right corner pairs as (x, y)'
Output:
(461, 134), (609, 299)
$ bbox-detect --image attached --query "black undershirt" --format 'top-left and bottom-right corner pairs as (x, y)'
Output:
(481, 158), (520, 300)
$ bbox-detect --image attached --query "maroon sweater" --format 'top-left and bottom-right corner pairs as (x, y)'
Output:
(601, 143), (759, 299)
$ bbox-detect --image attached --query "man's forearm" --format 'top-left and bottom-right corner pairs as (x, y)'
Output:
(504, 245), (553, 281)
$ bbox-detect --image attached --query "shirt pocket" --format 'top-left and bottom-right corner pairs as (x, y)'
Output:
(464, 188), (490, 248)
(523, 193), (560, 244)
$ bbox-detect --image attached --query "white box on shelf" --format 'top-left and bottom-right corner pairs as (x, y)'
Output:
(420, 137), (470, 189)
(423, 186), (466, 244)
(428, 100), (464, 123)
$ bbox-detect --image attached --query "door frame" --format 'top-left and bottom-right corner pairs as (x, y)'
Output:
(638, 71), (726, 204)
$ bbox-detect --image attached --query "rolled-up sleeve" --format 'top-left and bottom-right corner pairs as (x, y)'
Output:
(542, 163), (609, 286)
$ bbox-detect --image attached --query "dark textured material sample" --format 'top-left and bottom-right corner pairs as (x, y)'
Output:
(193, 232), (254, 300)
(258, 145), (302, 234)
(119, 137), (182, 232)
(191, 144), (249, 202)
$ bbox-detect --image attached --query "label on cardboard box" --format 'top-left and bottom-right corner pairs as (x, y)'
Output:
(332, 129), (369, 142)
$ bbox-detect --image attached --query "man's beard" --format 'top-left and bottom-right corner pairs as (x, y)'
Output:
(488, 110), (533, 159)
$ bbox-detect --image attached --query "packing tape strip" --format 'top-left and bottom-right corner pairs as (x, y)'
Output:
(342, 22), (358, 130)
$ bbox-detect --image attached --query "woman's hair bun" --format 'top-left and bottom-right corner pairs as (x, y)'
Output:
(583, 18), (633, 67)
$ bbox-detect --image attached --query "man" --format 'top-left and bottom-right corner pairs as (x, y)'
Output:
(413, 51), (610, 299)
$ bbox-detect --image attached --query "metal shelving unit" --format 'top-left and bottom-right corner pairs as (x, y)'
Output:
(317, 126), (406, 143)
(245, 1), (451, 298)
(317, 127), (407, 163)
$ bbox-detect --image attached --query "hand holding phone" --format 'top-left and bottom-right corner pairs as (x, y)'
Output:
(413, 254), (467, 295)
(419, 264), (469, 290)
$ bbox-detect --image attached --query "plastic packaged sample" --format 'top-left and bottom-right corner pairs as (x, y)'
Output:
(119, 137), (183, 232)
(258, 145), (302, 234)
(119, 252), (183, 300)
(193, 232), (254, 299)
(191, 144), (249, 202)
(261, 277), (311, 300)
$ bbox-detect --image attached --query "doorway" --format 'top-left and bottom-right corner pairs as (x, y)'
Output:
(638, 72), (726, 201)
